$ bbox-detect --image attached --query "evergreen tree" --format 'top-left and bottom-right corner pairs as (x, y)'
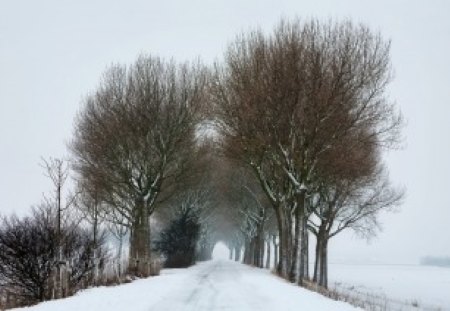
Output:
(154, 208), (200, 268)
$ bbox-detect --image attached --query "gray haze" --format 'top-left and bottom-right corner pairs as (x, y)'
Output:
(1, 0), (449, 264)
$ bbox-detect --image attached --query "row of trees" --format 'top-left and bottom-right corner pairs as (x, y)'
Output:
(212, 19), (403, 287)
(70, 18), (402, 288)
(71, 57), (208, 276)
(0, 18), (403, 308)
(0, 156), (213, 308)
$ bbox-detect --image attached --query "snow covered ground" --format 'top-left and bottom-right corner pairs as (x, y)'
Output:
(328, 263), (450, 310)
(12, 260), (358, 311)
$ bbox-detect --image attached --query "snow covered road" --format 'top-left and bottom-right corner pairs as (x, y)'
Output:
(13, 260), (358, 311)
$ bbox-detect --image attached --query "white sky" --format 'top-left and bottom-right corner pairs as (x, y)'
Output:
(1, 0), (449, 264)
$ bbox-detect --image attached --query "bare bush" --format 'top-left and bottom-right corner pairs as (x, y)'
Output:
(0, 205), (108, 306)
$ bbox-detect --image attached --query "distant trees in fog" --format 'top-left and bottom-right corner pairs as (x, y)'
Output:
(421, 257), (450, 267)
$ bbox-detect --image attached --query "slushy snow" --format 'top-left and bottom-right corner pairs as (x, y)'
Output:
(12, 260), (359, 311)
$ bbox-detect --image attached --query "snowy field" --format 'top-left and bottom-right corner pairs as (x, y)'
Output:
(328, 263), (450, 310)
(11, 260), (358, 311)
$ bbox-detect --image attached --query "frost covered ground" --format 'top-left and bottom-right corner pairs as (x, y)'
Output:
(328, 263), (450, 310)
(12, 260), (358, 311)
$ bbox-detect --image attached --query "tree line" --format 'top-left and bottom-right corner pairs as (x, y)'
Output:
(212, 19), (403, 287)
(0, 17), (403, 308)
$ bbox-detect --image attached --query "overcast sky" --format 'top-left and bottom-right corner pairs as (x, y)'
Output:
(1, 0), (449, 264)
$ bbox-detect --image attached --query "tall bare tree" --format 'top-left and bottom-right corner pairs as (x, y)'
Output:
(71, 55), (207, 276)
(40, 157), (77, 298)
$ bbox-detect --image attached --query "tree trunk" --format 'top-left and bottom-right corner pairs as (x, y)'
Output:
(253, 237), (259, 267)
(291, 190), (306, 283)
(117, 234), (123, 279)
(273, 235), (278, 271)
(253, 237), (259, 266)
(319, 236), (329, 288)
(56, 183), (63, 299)
(299, 212), (309, 284)
(250, 237), (256, 266)
(275, 205), (291, 278)
(300, 195), (309, 286)
(92, 203), (99, 285)
(259, 234), (265, 268)
(265, 239), (271, 269)
(254, 225), (265, 268)
(304, 226), (309, 279)
(229, 247), (233, 260)
(243, 241), (250, 264)
(312, 232), (321, 283)
(128, 198), (151, 277)
(289, 202), (301, 282)
(234, 246), (241, 262)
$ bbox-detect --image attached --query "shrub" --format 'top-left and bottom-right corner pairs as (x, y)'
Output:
(0, 205), (108, 305)
(154, 208), (200, 268)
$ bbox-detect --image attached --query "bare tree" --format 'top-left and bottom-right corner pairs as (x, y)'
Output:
(41, 157), (69, 248)
(71, 55), (208, 276)
(233, 171), (271, 268)
(106, 210), (129, 280)
(74, 183), (107, 285)
(309, 166), (403, 288)
(40, 157), (78, 298)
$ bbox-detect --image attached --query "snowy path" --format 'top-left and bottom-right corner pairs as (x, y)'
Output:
(13, 260), (358, 311)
